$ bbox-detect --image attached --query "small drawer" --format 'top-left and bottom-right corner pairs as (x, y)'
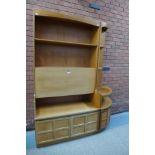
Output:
(36, 120), (52, 133)
(54, 118), (70, 129)
(54, 128), (70, 140)
(37, 132), (53, 143)
(85, 122), (98, 133)
(72, 125), (85, 136)
(73, 116), (85, 125)
(86, 112), (99, 123)
(101, 120), (107, 129)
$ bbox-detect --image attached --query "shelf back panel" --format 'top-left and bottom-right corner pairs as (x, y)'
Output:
(35, 67), (96, 98)
(35, 43), (98, 67)
(35, 17), (99, 44)
(36, 94), (90, 105)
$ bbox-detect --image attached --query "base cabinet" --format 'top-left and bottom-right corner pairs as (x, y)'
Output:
(35, 112), (99, 146)
(35, 109), (111, 147)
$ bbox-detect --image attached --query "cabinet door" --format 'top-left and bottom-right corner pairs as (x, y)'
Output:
(85, 122), (98, 133)
(72, 125), (85, 136)
(37, 132), (53, 144)
(36, 120), (52, 133)
(35, 67), (96, 98)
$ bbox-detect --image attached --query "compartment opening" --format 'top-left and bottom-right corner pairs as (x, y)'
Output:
(35, 94), (100, 120)
(35, 16), (99, 44)
(35, 43), (98, 67)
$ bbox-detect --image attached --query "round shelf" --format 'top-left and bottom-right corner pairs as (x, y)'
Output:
(97, 86), (112, 97)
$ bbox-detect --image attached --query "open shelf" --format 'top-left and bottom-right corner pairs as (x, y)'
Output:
(34, 10), (99, 27)
(35, 101), (98, 120)
(101, 96), (112, 109)
(35, 38), (97, 47)
(35, 16), (99, 45)
(35, 94), (99, 120)
(35, 42), (98, 67)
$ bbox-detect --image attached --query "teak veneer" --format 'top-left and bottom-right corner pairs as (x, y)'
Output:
(33, 10), (112, 147)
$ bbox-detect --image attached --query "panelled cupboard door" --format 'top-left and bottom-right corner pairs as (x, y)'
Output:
(35, 67), (96, 98)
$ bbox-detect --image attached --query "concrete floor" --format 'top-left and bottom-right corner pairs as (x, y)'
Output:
(26, 112), (129, 155)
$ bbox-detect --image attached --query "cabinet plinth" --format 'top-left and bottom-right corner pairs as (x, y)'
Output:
(34, 10), (112, 147)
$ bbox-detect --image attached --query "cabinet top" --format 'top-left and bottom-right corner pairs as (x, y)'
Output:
(34, 9), (107, 29)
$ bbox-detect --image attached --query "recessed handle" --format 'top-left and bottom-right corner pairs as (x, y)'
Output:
(66, 70), (71, 74)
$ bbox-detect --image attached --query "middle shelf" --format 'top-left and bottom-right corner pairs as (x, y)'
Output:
(35, 40), (99, 67)
(35, 38), (98, 47)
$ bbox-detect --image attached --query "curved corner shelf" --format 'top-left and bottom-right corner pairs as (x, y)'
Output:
(101, 96), (112, 109)
(35, 38), (98, 47)
(97, 86), (112, 97)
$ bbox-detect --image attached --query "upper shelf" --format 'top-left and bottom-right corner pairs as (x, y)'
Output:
(35, 38), (98, 47)
(34, 10), (101, 27)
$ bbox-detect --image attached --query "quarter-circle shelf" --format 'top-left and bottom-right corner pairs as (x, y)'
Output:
(97, 86), (112, 97)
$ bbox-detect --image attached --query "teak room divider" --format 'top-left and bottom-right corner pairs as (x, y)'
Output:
(33, 10), (112, 147)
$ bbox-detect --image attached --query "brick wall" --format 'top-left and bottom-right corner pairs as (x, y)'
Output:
(26, 0), (129, 129)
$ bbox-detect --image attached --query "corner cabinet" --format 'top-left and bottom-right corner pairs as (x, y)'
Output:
(33, 10), (112, 147)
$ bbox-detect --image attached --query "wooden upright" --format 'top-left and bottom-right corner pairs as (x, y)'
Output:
(34, 10), (112, 147)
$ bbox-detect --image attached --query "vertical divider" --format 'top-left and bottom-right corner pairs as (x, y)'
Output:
(51, 120), (54, 140)
(33, 11), (36, 117)
(52, 119), (56, 140)
(96, 23), (102, 88)
(84, 114), (87, 133)
(98, 23), (103, 130)
(70, 116), (73, 137)
(33, 11), (38, 145)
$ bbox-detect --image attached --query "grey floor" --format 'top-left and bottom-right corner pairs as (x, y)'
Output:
(26, 112), (129, 155)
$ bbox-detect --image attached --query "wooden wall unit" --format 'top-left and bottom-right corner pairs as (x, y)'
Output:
(34, 10), (112, 147)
